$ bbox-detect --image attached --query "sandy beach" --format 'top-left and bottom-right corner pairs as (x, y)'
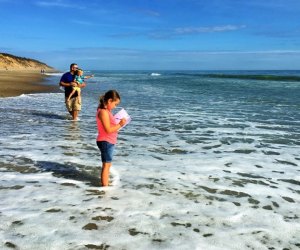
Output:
(0, 70), (58, 98)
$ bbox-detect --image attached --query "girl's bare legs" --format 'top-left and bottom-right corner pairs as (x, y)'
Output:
(77, 92), (82, 104)
(101, 162), (112, 186)
(67, 89), (76, 101)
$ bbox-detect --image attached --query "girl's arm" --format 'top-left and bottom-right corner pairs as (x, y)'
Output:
(84, 74), (94, 79)
(99, 109), (126, 133)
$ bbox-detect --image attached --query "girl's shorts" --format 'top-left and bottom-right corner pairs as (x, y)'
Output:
(97, 141), (115, 163)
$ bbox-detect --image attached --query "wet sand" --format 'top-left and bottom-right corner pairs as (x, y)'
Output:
(0, 70), (58, 98)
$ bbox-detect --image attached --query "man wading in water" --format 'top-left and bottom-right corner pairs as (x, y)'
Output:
(59, 63), (86, 121)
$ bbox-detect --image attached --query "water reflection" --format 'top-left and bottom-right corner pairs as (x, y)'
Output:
(66, 121), (81, 141)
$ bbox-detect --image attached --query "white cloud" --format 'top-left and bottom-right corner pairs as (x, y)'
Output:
(70, 20), (95, 26)
(147, 25), (246, 39)
(175, 25), (246, 35)
(135, 9), (160, 17)
(243, 0), (300, 12)
(199, 50), (300, 55)
(21, 47), (300, 70)
(35, 0), (85, 9)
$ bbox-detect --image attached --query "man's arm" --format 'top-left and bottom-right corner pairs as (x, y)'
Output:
(59, 80), (77, 87)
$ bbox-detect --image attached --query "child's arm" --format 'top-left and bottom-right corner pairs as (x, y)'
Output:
(84, 74), (94, 79)
(99, 110), (126, 133)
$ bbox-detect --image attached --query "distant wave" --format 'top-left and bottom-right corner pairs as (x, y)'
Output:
(202, 74), (300, 81)
(166, 72), (300, 82)
(44, 72), (63, 76)
(150, 73), (161, 76)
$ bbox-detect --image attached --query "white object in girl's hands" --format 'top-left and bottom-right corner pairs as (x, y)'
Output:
(114, 108), (131, 128)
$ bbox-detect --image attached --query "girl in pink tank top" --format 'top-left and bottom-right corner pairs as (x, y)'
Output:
(96, 90), (127, 187)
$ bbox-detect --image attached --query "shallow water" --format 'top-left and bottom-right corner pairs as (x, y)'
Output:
(0, 71), (299, 249)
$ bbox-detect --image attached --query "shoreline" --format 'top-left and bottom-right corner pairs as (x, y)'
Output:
(0, 70), (60, 98)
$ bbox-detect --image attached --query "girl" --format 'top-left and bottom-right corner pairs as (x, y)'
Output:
(67, 69), (94, 104)
(96, 90), (126, 186)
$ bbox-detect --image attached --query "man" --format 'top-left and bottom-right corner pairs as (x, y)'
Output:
(59, 63), (86, 120)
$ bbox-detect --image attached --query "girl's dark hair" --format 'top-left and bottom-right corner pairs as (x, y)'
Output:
(98, 90), (121, 109)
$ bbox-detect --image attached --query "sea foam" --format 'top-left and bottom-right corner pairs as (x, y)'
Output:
(0, 71), (299, 249)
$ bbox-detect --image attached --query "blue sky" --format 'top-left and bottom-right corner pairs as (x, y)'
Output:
(1, 0), (300, 70)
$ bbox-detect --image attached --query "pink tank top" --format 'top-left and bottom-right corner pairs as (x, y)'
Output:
(96, 109), (118, 144)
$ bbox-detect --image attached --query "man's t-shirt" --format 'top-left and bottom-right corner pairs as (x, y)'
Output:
(60, 72), (77, 98)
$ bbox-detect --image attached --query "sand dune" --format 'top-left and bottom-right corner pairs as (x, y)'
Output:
(0, 53), (53, 71)
(0, 53), (58, 97)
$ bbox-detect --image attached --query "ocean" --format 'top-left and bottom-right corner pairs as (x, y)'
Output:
(0, 70), (299, 250)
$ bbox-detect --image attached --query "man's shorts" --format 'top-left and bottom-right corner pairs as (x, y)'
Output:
(65, 97), (81, 112)
(97, 141), (115, 163)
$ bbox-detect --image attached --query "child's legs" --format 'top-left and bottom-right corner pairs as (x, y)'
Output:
(67, 88), (76, 100)
(97, 141), (115, 186)
(77, 89), (81, 104)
